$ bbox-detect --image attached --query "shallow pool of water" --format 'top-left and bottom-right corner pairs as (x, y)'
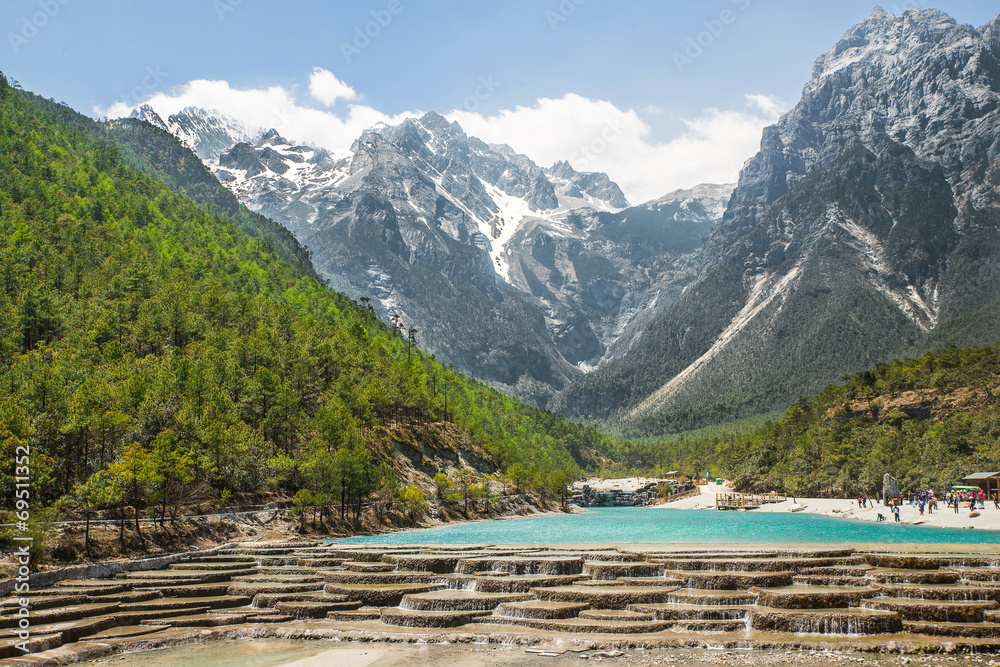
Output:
(335, 507), (1000, 545)
(80, 639), (335, 666)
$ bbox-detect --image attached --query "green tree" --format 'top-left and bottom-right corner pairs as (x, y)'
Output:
(433, 472), (453, 501)
(107, 443), (153, 541)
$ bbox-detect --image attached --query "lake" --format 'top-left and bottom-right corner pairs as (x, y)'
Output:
(335, 507), (1000, 545)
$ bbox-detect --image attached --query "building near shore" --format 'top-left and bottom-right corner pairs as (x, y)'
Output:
(962, 472), (1000, 499)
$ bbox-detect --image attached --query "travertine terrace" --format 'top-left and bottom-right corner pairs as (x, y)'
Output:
(5, 542), (1000, 662)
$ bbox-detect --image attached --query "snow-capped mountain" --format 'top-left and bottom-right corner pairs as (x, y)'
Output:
(130, 105), (261, 161)
(136, 107), (723, 405)
(555, 8), (1000, 433)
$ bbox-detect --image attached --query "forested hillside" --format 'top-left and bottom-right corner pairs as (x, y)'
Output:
(0, 75), (617, 527)
(711, 344), (1000, 497)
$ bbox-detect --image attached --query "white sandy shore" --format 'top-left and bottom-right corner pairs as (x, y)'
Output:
(654, 483), (1000, 531)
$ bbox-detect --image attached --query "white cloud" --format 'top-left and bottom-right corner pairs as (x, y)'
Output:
(98, 78), (419, 159)
(97, 71), (786, 203)
(448, 93), (786, 203)
(308, 67), (357, 106)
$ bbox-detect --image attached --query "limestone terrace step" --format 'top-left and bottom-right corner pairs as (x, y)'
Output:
(274, 600), (363, 618)
(229, 573), (323, 583)
(448, 574), (587, 594)
(674, 619), (748, 632)
(0, 634), (63, 660)
(251, 592), (351, 608)
(578, 609), (654, 621)
(329, 607), (382, 621)
(628, 603), (749, 621)
(227, 582), (324, 597)
(903, 621), (1000, 638)
(155, 583), (233, 598)
(320, 571), (438, 585)
(861, 597), (998, 623)
(120, 595), (249, 612)
(0, 601), (119, 628)
(531, 585), (679, 610)
(323, 582), (446, 607)
(400, 590), (533, 612)
(87, 624), (171, 639)
(169, 561), (259, 571)
(142, 613), (249, 627)
(493, 600), (590, 620)
(380, 607), (493, 628)
(748, 607), (903, 635)
(471, 616), (675, 634)
(53, 581), (131, 595)
(665, 570), (793, 589)
(245, 614), (295, 623)
(0, 594), (88, 611)
(666, 589), (758, 606)
(874, 583), (1000, 601)
(86, 590), (164, 604)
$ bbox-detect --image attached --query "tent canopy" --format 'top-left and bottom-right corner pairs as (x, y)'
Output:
(952, 485), (981, 491)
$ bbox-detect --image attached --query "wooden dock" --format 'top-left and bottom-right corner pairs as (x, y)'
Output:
(716, 492), (786, 510)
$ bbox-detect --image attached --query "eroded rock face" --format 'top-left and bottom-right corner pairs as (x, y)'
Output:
(146, 103), (731, 409)
(555, 8), (1000, 433)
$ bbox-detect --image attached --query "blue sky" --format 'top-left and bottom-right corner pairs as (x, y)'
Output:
(2, 1), (997, 201)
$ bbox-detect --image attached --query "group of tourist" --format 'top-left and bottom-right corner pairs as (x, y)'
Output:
(944, 489), (997, 511)
(910, 490), (938, 515)
(901, 489), (999, 514)
(872, 487), (999, 521)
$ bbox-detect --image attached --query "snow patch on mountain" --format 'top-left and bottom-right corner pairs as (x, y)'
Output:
(481, 182), (548, 280)
(646, 183), (735, 221)
(835, 212), (939, 330)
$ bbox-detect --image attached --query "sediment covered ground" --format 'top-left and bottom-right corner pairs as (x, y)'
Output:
(661, 485), (1000, 531)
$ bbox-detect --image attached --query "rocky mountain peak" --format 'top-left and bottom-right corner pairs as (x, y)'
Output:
(152, 106), (261, 161)
(134, 98), (727, 408)
(259, 128), (290, 146)
(979, 14), (1000, 50)
(555, 8), (1000, 435)
(129, 104), (168, 131)
(543, 160), (629, 210)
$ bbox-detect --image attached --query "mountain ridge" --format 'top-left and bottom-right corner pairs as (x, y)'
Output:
(554, 7), (1000, 434)
(136, 105), (727, 406)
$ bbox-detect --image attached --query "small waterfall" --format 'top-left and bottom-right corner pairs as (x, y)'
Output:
(400, 597), (465, 612)
(495, 604), (544, 619)
(748, 609), (903, 636)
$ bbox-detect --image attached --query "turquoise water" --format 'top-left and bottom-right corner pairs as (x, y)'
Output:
(336, 507), (1000, 545)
